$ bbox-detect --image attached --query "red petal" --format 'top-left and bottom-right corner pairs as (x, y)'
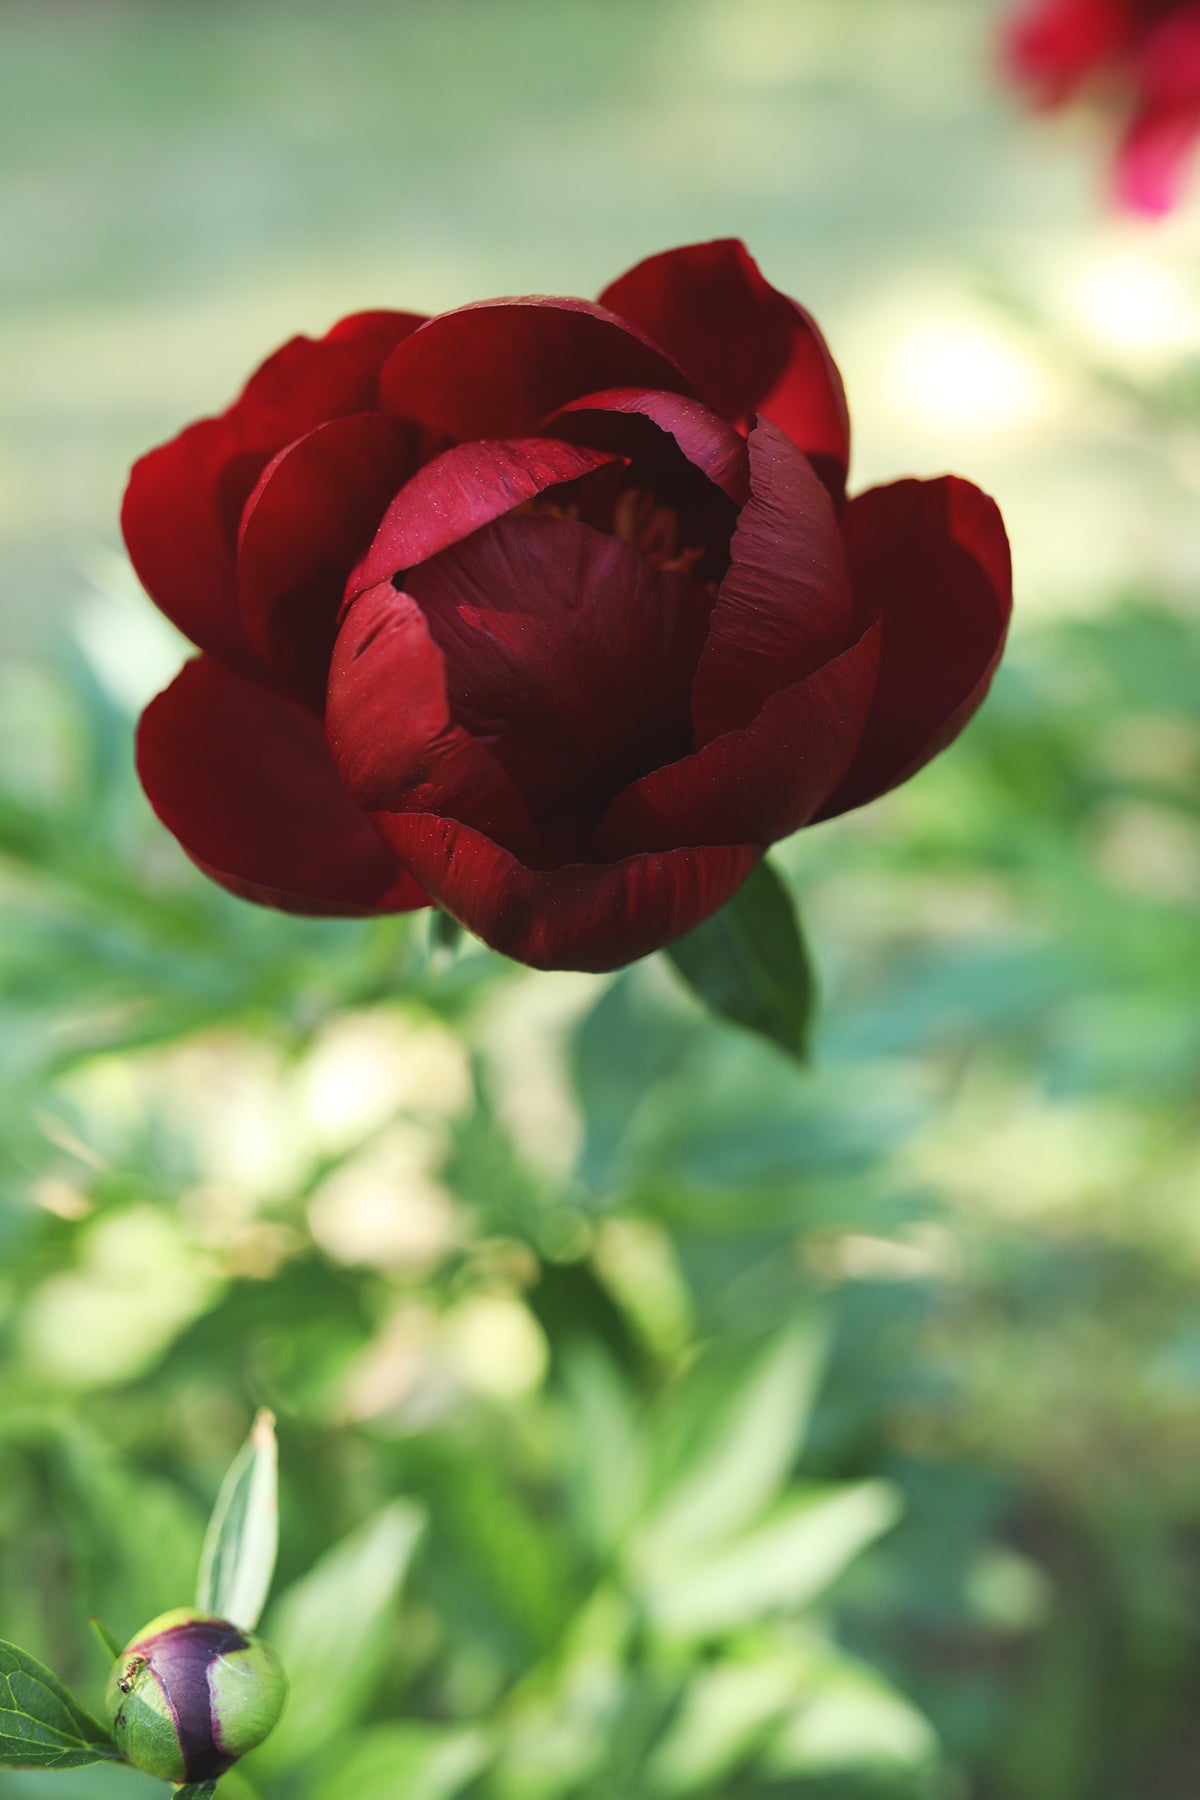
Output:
(138, 656), (425, 916)
(596, 622), (881, 858)
(545, 388), (750, 506)
(369, 812), (761, 972)
(238, 413), (421, 709)
(816, 478), (1012, 820)
(1002, 0), (1124, 104)
(327, 580), (539, 855)
(378, 297), (693, 441)
(396, 514), (706, 839)
(690, 419), (855, 745)
(122, 310), (424, 670)
(599, 240), (850, 499)
(348, 437), (621, 602)
(1116, 12), (1200, 215)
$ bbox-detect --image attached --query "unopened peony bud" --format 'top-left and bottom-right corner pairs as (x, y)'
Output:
(106, 1608), (286, 1783)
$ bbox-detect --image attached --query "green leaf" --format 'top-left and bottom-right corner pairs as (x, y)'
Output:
(87, 1616), (122, 1664)
(762, 1644), (939, 1777)
(634, 1319), (831, 1563)
(664, 859), (815, 1059)
(0, 1639), (119, 1769)
(257, 1502), (425, 1769)
(196, 1409), (279, 1632)
(636, 1480), (902, 1640)
(176, 1784), (220, 1800)
(315, 1722), (489, 1800)
(430, 910), (464, 958)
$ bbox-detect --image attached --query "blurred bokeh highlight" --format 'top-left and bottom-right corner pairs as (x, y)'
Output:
(2, 2), (1200, 1796)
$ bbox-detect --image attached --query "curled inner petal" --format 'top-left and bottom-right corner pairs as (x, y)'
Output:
(398, 512), (713, 857)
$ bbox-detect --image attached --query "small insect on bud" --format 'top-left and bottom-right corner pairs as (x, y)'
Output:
(106, 1608), (286, 1783)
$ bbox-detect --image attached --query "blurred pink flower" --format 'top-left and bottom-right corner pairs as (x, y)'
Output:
(1004, 0), (1200, 213)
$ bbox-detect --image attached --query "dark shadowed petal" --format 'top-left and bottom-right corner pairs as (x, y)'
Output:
(238, 413), (421, 709)
(327, 580), (540, 855)
(815, 477), (1012, 821)
(378, 298), (693, 441)
(690, 420), (856, 745)
(596, 623), (881, 858)
(599, 240), (851, 499)
(398, 514), (706, 838)
(545, 388), (751, 505)
(137, 656), (425, 915)
(122, 310), (424, 670)
(348, 437), (621, 602)
(368, 811), (761, 972)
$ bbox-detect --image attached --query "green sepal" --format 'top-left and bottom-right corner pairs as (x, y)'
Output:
(197, 1409), (279, 1633)
(88, 1616), (123, 1664)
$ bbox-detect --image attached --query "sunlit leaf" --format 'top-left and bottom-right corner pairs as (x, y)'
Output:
(645, 1655), (798, 1793)
(762, 1646), (939, 1776)
(635, 1319), (830, 1561)
(561, 1343), (648, 1555)
(315, 1722), (489, 1800)
(664, 860), (815, 1060)
(257, 1502), (425, 1768)
(638, 1480), (901, 1639)
(0, 1641), (118, 1770)
(196, 1409), (279, 1632)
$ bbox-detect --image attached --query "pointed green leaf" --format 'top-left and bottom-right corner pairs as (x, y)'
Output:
(0, 1640), (119, 1769)
(635, 1319), (830, 1562)
(639, 1480), (902, 1639)
(258, 1502), (425, 1768)
(664, 859), (815, 1059)
(87, 1616), (122, 1664)
(430, 909), (464, 957)
(176, 1784), (220, 1800)
(196, 1409), (279, 1631)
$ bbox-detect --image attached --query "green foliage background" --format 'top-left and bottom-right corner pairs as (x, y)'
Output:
(2, 1), (1200, 1796)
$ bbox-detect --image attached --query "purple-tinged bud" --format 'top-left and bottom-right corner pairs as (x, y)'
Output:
(106, 1608), (286, 1783)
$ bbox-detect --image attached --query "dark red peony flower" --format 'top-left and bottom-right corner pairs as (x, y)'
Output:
(1003, 0), (1200, 212)
(126, 241), (1011, 973)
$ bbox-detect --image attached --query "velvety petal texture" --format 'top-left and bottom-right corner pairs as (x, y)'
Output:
(138, 658), (424, 916)
(368, 816), (762, 973)
(126, 244), (1012, 970)
(816, 478), (1012, 819)
(600, 240), (851, 499)
(122, 311), (425, 673)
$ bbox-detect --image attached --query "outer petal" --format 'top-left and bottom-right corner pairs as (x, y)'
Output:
(137, 656), (425, 916)
(690, 419), (856, 745)
(378, 297), (693, 441)
(816, 477), (1012, 821)
(599, 240), (850, 500)
(328, 580), (540, 855)
(596, 622), (881, 858)
(122, 310), (424, 671)
(368, 812), (761, 972)
(348, 437), (621, 602)
(237, 413), (421, 708)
